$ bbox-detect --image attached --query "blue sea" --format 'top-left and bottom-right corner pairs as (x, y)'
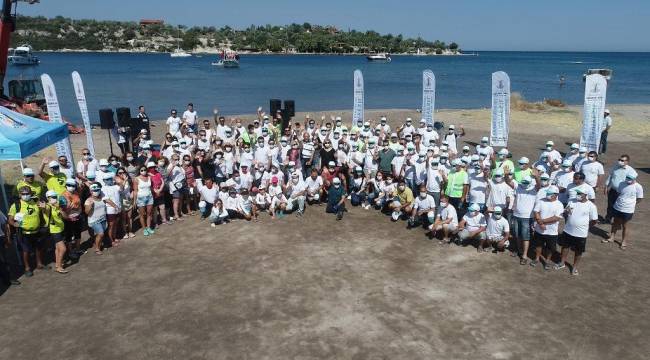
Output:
(5, 51), (649, 123)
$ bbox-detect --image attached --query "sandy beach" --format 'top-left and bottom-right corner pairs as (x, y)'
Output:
(1, 104), (649, 359)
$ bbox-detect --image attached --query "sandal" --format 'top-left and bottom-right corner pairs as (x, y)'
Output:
(55, 268), (69, 274)
(520, 258), (528, 265)
(95, 250), (103, 255)
(620, 244), (627, 250)
(601, 238), (611, 243)
(128, 232), (136, 238)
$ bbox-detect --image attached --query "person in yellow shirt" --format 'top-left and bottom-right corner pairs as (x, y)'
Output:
(7, 186), (45, 277)
(389, 180), (414, 221)
(13, 168), (45, 200)
(39, 158), (68, 195)
(44, 190), (69, 274)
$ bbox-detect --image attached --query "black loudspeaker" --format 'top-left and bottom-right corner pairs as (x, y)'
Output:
(270, 99), (282, 116)
(116, 107), (132, 127)
(281, 109), (291, 131)
(99, 108), (115, 129)
(283, 100), (295, 117)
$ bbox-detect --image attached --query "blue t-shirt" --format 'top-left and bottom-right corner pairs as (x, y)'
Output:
(327, 185), (345, 206)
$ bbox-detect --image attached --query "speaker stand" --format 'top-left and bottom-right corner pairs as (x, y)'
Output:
(107, 129), (115, 156)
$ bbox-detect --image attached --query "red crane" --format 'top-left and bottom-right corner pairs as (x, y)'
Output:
(0, 0), (39, 95)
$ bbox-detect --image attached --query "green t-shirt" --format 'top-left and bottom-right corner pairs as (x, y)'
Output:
(379, 149), (396, 173)
(493, 160), (515, 176)
(45, 205), (65, 234)
(445, 170), (468, 198)
(8, 200), (41, 234)
(514, 167), (533, 183)
(43, 172), (68, 195)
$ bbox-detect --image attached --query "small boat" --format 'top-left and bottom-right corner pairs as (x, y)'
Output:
(170, 48), (191, 58)
(8, 44), (40, 65)
(366, 53), (391, 62)
(583, 68), (612, 82)
(212, 49), (240, 68)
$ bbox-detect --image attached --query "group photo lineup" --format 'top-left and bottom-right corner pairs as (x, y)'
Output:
(0, 0), (648, 359)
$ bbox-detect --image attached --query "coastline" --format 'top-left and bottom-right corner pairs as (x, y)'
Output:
(36, 49), (466, 56)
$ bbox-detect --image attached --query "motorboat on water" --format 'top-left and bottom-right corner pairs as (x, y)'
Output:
(8, 44), (39, 65)
(366, 53), (391, 62)
(170, 48), (192, 58)
(583, 68), (612, 82)
(212, 49), (240, 68)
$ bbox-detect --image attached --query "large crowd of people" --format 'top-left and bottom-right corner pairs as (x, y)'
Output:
(0, 104), (643, 287)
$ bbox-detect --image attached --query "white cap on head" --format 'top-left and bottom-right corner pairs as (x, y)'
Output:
(494, 168), (504, 176)
(406, 117), (412, 122)
(546, 140), (554, 146)
(147, 161), (156, 168)
(462, 145), (470, 150)
(328, 161), (336, 167)
(419, 119), (426, 123)
(518, 157), (529, 164)
(546, 185), (560, 195)
(364, 121), (370, 126)
(498, 148), (509, 155)
(46, 190), (58, 198)
(335, 116), (342, 121)
(449, 124), (455, 130)
(468, 203), (480, 212)
(391, 132), (398, 137)
(65, 178), (77, 186)
(604, 108), (610, 113)
(48, 160), (59, 168)
(354, 166), (362, 172)
(540, 172), (550, 180)
(493, 206), (503, 213)
(570, 143), (579, 149)
(22, 167), (34, 176)
(562, 159), (573, 167)
(99, 158), (109, 166)
(481, 136), (489, 142)
(471, 154), (480, 161)
(332, 177), (341, 184)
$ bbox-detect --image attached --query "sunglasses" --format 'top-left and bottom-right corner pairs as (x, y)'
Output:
(82, 152), (90, 155)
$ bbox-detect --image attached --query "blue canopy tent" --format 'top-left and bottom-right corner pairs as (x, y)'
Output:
(0, 106), (69, 210)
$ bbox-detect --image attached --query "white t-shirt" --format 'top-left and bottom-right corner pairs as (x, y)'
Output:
(513, 184), (537, 219)
(438, 205), (458, 227)
(166, 116), (182, 136)
(580, 161), (604, 187)
(462, 213), (487, 232)
(102, 185), (121, 215)
(426, 167), (444, 193)
(414, 194), (436, 212)
(287, 181), (306, 198)
(533, 199), (564, 235)
(270, 194), (287, 209)
(196, 181), (218, 204)
(487, 216), (510, 238)
(614, 182), (643, 214)
(564, 199), (597, 238)
(255, 193), (271, 207)
(182, 110), (198, 127)
(304, 176), (323, 193)
(566, 182), (596, 203)
(468, 172), (488, 204)
(77, 159), (98, 177)
(487, 181), (514, 210)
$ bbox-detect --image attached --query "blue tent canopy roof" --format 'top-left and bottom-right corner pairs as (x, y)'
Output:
(0, 106), (69, 160)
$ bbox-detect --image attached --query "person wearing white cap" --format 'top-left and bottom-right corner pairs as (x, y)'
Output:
(389, 180), (414, 221)
(492, 148), (514, 176)
(486, 168), (513, 214)
(544, 140), (562, 165)
(420, 121), (439, 148)
(84, 182), (118, 255)
(43, 190), (69, 274)
(573, 147), (588, 172)
(101, 172), (122, 247)
(467, 158), (488, 211)
(443, 158), (469, 213)
(531, 185), (564, 270)
(409, 184), (436, 228)
(399, 118), (416, 138)
(76, 147), (98, 182)
(459, 145), (472, 165)
(600, 109), (612, 154)
(8, 185), (43, 277)
(325, 177), (346, 220)
(359, 121), (373, 139)
(285, 172), (307, 216)
(606, 173), (643, 249)
(476, 136), (494, 159)
(533, 152), (551, 175)
(60, 178), (85, 257)
(557, 187), (598, 275)
(443, 124), (465, 156)
(512, 175), (540, 264)
(14, 167), (45, 200)
(555, 160), (576, 205)
(484, 206), (510, 253)
(39, 158), (68, 195)
(579, 151), (604, 190)
(378, 115), (391, 134)
(429, 194), (458, 243)
(604, 154), (637, 223)
(457, 203), (487, 247)
(349, 166), (368, 207)
(563, 143), (581, 164)
(95, 159), (112, 187)
(304, 168), (324, 204)
(535, 172), (552, 202)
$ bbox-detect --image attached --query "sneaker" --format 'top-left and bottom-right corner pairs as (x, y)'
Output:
(148, 227), (155, 234)
(529, 260), (538, 267)
(143, 228), (151, 236)
(336, 211), (343, 221)
(211, 223), (216, 228)
(24, 270), (33, 277)
(554, 262), (566, 270)
(503, 240), (510, 248)
(571, 269), (580, 276)
(543, 263), (551, 271)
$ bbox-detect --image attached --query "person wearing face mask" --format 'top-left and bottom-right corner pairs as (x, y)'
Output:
(425, 156), (445, 207)
(531, 186), (564, 270)
(285, 173), (307, 216)
(483, 206), (510, 253)
(513, 157), (532, 183)
(124, 152), (139, 177)
(181, 156), (197, 216)
(85, 183), (118, 255)
(61, 178), (84, 259)
(457, 203), (487, 248)
(14, 167), (45, 200)
(492, 148), (515, 176)
(572, 147), (588, 172)
(101, 173), (122, 247)
(39, 158), (68, 195)
(442, 159), (469, 214)
(535, 173), (552, 203)
(543, 140), (562, 165)
(557, 188), (598, 275)
(605, 174), (643, 250)
(600, 109), (612, 154)
(133, 165), (155, 236)
(565, 172), (595, 204)
(195, 177), (218, 219)
(476, 137), (494, 159)
(555, 160), (575, 205)
(325, 177), (346, 220)
(443, 124), (465, 156)
(512, 176), (540, 264)
(420, 122), (439, 147)
(563, 143), (580, 164)
(8, 187), (44, 277)
(167, 156), (187, 222)
(254, 137), (271, 169)
(486, 169), (513, 215)
(468, 164), (489, 214)
(44, 190), (67, 273)
(95, 159), (112, 187)
(348, 166), (367, 207)
(76, 148), (98, 182)
(409, 185), (436, 228)
(389, 180), (414, 221)
(604, 154), (637, 223)
(430, 195), (459, 243)
(579, 151), (604, 191)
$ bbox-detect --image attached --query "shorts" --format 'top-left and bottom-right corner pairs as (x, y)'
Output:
(137, 194), (154, 207)
(171, 190), (182, 199)
(434, 223), (457, 232)
(51, 232), (64, 244)
(107, 214), (119, 222)
(612, 208), (633, 222)
(458, 229), (487, 241)
(488, 235), (504, 242)
(88, 220), (107, 235)
(512, 217), (532, 241)
(559, 232), (587, 254)
(64, 220), (82, 242)
(17, 232), (42, 253)
(533, 232), (557, 251)
(153, 196), (165, 207)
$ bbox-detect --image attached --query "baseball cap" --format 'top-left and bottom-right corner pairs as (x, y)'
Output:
(462, 145), (470, 151)
(494, 168), (504, 176)
(570, 143), (579, 150)
(22, 167), (34, 176)
(540, 173), (550, 180)
(48, 160), (60, 168)
(332, 177), (341, 184)
(449, 124), (455, 130)
(626, 173), (637, 180)
(65, 178), (77, 186)
(419, 119), (426, 124)
(498, 148), (508, 155)
(546, 185), (559, 195)
(468, 203), (480, 212)
(471, 154), (480, 161)
(354, 166), (362, 172)
(46, 190), (58, 198)
(147, 161), (156, 168)
(99, 158), (109, 166)
(562, 159), (572, 168)
(518, 157), (529, 164)
(493, 206), (503, 213)
(546, 140), (554, 146)
(481, 136), (489, 143)
(604, 108), (610, 113)
(328, 161), (336, 167)
(89, 183), (102, 191)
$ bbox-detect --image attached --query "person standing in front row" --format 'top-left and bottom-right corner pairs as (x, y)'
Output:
(603, 154), (636, 224)
(605, 174), (643, 250)
(600, 109), (612, 154)
(531, 186), (564, 270)
(556, 188), (598, 275)
(326, 178), (346, 220)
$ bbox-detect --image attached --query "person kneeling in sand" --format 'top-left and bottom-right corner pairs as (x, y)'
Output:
(483, 206), (510, 253)
(429, 195), (458, 243)
(269, 191), (288, 219)
(209, 199), (229, 227)
(389, 180), (414, 221)
(457, 203), (487, 249)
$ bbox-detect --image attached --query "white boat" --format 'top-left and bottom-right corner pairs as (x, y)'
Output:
(211, 50), (240, 68)
(366, 53), (391, 62)
(170, 49), (192, 58)
(8, 44), (40, 65)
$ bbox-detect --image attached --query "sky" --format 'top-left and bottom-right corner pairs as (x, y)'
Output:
(16, 0), (650, 52)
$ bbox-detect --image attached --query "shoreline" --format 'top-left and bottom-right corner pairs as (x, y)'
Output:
(36, 49), (466, 56)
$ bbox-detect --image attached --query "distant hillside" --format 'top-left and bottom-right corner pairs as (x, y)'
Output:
(11, 15), (461, 54)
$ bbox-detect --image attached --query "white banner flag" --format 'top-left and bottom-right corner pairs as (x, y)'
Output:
(490, 71), (510, 147)
(422, 70), (436, 126)
(72, 71), (96, 157)
(580, 74), (607, 153)
(41, 74), (75, 171)
(352, 70), (364, 127)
